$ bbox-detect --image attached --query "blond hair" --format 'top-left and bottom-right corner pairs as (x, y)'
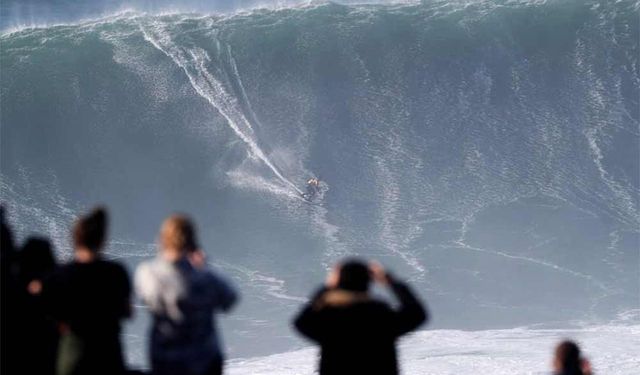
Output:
(160, 214), (198, 253)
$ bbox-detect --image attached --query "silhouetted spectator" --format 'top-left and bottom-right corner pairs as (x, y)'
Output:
(1, 206), (24, 375)
(293, 259), (428, 375)
(17, 237), (59, 375)
(553, 340), (593, 375)
(1, 206), (15, 258)
(42, 207), (131, 375)
(0, 206), (18, 292)
(135, 214), (238, 375)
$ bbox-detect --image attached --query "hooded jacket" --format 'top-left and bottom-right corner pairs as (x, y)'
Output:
(293, 276), (427, 375)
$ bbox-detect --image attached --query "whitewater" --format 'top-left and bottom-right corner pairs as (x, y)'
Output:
(1, 0), (639, 373)
(226, 324), (640, 375)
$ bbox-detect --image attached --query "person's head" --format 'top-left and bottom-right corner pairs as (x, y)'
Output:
(159, 214), (198, 260)
(337, 258), (371, 292)
(73, 207), (108, 257)
(20, 237), (56, 282)
(553, 340), (583, 375)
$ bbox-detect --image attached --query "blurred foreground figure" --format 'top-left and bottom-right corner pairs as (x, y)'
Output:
(43, 207), (131, 375)
(293, 259), (428, 375)
(553, 340), (593, 375)
(1, 206), (21, 375)
(19, 238), (58, 375)
(136, 214), (238, 375)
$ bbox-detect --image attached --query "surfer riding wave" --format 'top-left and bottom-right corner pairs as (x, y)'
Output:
(302, 177), (321, 201)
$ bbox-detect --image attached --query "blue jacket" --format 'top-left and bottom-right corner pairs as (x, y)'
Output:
(135, 256), (237, 374)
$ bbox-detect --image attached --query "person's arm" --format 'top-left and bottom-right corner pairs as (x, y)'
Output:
(294, 265), (341, 342)
(293, 286), (328, 342)
(370, 262), (428, 336)
(388, 274), (428, 335)
(210, 272), (238, 312)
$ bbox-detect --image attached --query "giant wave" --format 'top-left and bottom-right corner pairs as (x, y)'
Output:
(1, 0), (639, 370)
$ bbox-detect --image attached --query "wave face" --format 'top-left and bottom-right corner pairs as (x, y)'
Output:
(2, 0), (639, 367)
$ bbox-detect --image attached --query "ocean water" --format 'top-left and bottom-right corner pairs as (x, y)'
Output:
(1, 0), (638, 371)
(227, 324), (640, 375)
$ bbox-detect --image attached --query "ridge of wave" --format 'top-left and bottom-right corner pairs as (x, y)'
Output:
(2, 0), (581, 37)
(0, 0), (339, 36)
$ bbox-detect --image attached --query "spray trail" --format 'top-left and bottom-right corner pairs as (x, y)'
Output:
(139, 20), (303, 195)
(226, 44), (265, 132)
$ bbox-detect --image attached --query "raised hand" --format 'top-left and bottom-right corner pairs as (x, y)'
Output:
(369, 261), (389, 285)
(325, 264), (341, 288)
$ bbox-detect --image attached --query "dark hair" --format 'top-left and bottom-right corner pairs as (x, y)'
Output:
(555, 340), (583, 375)
(73, 207), (108, 252)
(338, 259), (371, 292)
(20, 237), (56, 282)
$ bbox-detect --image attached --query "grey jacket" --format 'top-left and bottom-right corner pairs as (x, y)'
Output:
(135, 256), (237, 374)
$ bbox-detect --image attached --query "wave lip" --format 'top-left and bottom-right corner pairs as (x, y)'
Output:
(0, 0), (423, 33)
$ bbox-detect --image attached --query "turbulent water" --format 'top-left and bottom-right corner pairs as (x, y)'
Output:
(226, 324), (640, 375)
(1, 0), (639, 372)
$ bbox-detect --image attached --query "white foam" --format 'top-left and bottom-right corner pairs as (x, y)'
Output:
(215, 261), (306, 303)
(226, 324), (640, 375)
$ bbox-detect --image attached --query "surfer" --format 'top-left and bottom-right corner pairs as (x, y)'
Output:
(302, 177), (320, 201)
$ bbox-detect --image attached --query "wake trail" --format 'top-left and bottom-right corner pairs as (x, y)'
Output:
(137, 23), (347, 261)
(226, 44), (265, 131)
(138, 22), (303, 196)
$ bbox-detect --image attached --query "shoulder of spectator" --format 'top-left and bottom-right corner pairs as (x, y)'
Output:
(207, 270), (239, 305)
(310, 286), (329, 300)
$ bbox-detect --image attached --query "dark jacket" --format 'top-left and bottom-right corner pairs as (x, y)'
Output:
(42, 259), (131, 375)
(293, 277), (428, 375)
